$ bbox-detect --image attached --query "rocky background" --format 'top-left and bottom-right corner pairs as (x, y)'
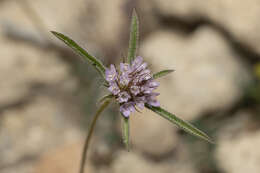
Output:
(0, 0), (260, 173)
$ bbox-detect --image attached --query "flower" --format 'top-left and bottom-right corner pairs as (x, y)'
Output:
(52, 9), (212, 156)
(105, 56), (160, 117)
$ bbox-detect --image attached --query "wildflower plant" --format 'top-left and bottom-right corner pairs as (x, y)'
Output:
(51, 9), (212, 173)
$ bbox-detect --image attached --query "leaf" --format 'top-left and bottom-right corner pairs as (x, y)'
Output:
(153, 69), (175, 79)
(127, 9), (139, 64)
(145, 104), (213, 143)
(254, 63), (260, 79)
(51, 31), (106, 78)
(97, 94), (113, 105)
(122, 116), (130, 151)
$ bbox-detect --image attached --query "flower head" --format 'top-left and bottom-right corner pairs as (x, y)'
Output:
(52, 9), (212, 154)
(105, 56), (160, 117)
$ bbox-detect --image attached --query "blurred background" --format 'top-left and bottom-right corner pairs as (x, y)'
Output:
(0, 0), (260, 173)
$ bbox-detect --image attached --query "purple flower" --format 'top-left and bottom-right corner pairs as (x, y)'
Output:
(120, 102), (135, 117)
(108, 82), (120, 95)
(146, 92), (160, 107)
(105, 56), (160, 117)
(106, 64), (117, 82)
(130, 85), (140, 95)
(119, 73), (130, 86)
(134, 96), (145, 109)
(117, 91), (131, 103)
(120, 63), (131, 74)
(131, 56), (143, 71)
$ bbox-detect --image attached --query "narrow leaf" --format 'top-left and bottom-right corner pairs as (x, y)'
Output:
(51, 31), (106, 78)
(122, 116), (130, 151)
(97, 94), (113, 105)
(127, 9), (139, 64)
(153, 69), (175, 79)
(145, 104), (213, 143)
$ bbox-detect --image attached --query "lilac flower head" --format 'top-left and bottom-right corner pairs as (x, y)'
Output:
(106, 64), (117, 82)
(105, 56), (160, 117)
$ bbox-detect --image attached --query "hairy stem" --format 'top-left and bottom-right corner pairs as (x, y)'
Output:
(79, 99), (111, 173)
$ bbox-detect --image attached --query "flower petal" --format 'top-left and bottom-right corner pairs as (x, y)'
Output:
(135, 96), (145, 109)
(108, 82), (120, 95)
(119, 73), (130, 86)
(120, 102), (135, 117)
(106, 64), (117, 82)
(120, 63), (131, 74)
(148, 100), (160, 107)
(130, 85), (140, 95)
(117, 91), (131, 103)
(131, 56), (143, 70)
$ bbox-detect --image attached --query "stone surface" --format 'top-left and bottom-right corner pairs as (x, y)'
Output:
(35, 142), (94, 173)
(0, 95), (83, 171)
(140, 27), (250, 120)
(0, 0), (127, 63)
(112, 149), (197, 173)
(215, 114), (260, 173)
(112, 151), (157, 173)
(147, 0), (260, 55)
(0, 34), (72, 106)
(79, 0), (127, 48)
(129, 109), (179, 156)
(0, 0), (86, 42)
(27, 0), (86, 31)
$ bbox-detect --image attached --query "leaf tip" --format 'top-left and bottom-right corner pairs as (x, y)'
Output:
(130, 8), (139, 28)
(153, 69), (175, 79)
(132, 8), (137, 17)
(192, 129), (214, 144)
(50, 31), (62, 39)
(132, 8), (139, 26)
(50, 30), (58, 35)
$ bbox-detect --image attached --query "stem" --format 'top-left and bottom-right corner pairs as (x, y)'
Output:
(122, 116), (130, 151)
(79, 99), (111, 173)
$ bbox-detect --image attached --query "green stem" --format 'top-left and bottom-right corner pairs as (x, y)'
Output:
(79, 99), (111, 173)
(122, 116), (130, 151)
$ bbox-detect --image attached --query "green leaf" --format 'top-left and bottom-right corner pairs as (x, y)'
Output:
(122, 116), (130, 151)
(153, 69), (175, 79)
(145, 104), (213, 143)
(51, 31), (106, 78)
(98, 94), (113, 104)
(254, 63), (260, 79)
(127, 9), (139, 64)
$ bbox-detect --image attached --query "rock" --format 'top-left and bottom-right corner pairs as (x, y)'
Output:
(129, 109), (179, 156)
(0, 96), (83, 170)
(0, 0), (86, 42)
(0, 0), (126, 61)
(0, 34), (72, 106)
(147, 0), (260, 55)
(135, 1), (161, 37)
(112, 150), (197, 173)
(0, 0), (82, 107)
(111, 151), (165, 173)
(79, 0), (127, 49)
(140, 27), (250, 120)
(215, 114), (260, 173)
(0, 162), (34, 173)
(27, 0), (86, 31)
(90, 135), (115, 166)
(35, 142), (94, 173)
